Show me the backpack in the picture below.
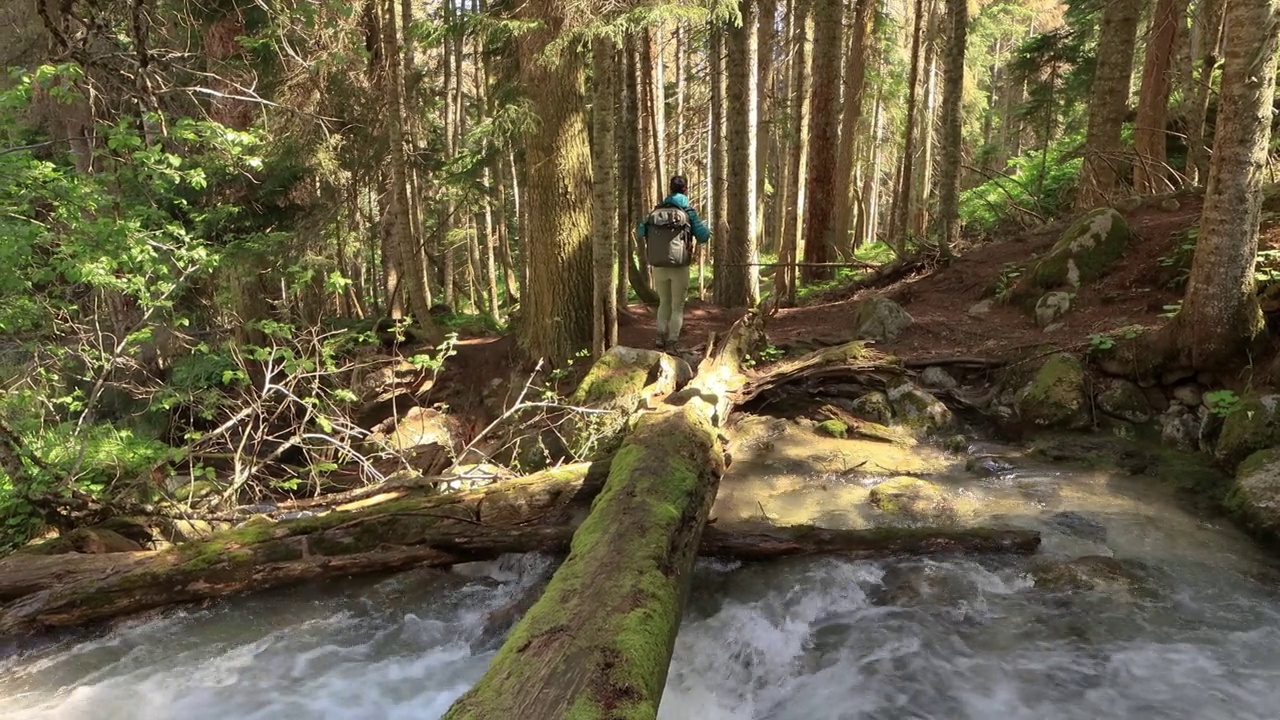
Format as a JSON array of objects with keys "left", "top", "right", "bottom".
[{"left": 643, "top": 202, "right": 694, "bottom": 268}]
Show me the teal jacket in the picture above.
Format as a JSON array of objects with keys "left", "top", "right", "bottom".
[{"left": 636, "top": 193, "right": 711, "bottom": 244}]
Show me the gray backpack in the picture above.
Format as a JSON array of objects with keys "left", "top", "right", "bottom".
[{"left": 643, "top": 202, "right": 694, "bottom": 267}]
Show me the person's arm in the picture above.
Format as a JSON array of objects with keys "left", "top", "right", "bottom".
[
  {"left": 636, "top": 218, "right": 647, "bottom": 238},
  {"left": 686, "top": 207, "right": 711, "bottom": 244}
]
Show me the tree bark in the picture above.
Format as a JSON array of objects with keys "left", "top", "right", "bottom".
[
  {"left": 591, "top": 39, "right": 621, "bottom": 356},
  {"left": 934, "top": 0, "right": 966, "bottom": 258},
  {"left": 721, "top": 0, "right": 762, "bottom": 308},
  {"left": 799, "top": 0, "right": 844, "bottom": 283},
  {"left": 757, "top": 0, "right": 780, "bottom": 251},
  {"left": 777, "top": 0, "right": 813, "bottom": 304},
  {"left": 711, "top": 21, "right": 731, "bottom": 294},
  {"left": 829, "top": 0, "right": 876, "bottom": 260},
  {"left": 890, "top": 0, "right": 926, "bottom": 253},
  {"left": 1163, "top": 0, "right": 1280, "bottom": 369},
  {"left": 1133, "top": 0, "right": 1189, "bottom": 195},
  {"left": 515, "top": 0, "right": 595, "bottom": 361},
  {"left": 1075, "top": 0, "right": 1142, "bottom": 209},
  {"left": 1186, "top": 0, "right": 1226, "bottom": 187}
]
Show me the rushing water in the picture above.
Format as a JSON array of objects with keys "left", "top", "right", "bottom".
[{"left": 6, "top": 436, "right": 1280, "bottom": 719}]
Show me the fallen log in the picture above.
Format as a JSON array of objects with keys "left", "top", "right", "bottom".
[{"left": 442, "top": 312, "right": 767, "bottom": 720}]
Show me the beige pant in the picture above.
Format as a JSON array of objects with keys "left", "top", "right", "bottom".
[{"left": 652, "top": 264, "right": 691, "bottom": 341}]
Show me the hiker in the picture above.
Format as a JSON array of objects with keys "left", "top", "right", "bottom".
[{"left": 636, "top": 175, "right": 711, "bottom": 352}]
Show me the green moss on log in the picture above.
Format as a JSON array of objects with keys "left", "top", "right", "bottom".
[{"left": 816, "top": 419, "right": 849, "bottom": 438}]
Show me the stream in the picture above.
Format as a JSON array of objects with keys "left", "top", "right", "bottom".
[{"left": 5, "top": 416, "right": 1280, "bottom": 719}]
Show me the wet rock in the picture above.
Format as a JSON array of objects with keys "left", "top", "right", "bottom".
[
  {"left": 887, "top": 381, "right": 955, "bottom": 435},
  {"left": 1096, "top": 378, "right": 1152, "bottom": 424},
  {"left": 965, "top": 455, "right": 1012, "bottom": 477},
  {"left": 1014, "top": 354, "right": 1091, "bottom": 430},
  {"left": 1045, "top": 511, "right": 1108, "bottom": 544},
  {"left": 920, "top": 366, "right": 958, "bottom": 390},
  {"left": 1216, "top": 395, "right": 1280, "bottom": 469},
  {"left": 1029, "top": 556, "right": 1152, "bottom": 599},
  {"left": 1160, "top": 405, "right": 1201, "bottom": 451},
  {"left": 968, "top": 300, "right": 993, "bottom": 317},
  {"left": 868, "top": 476, "right": 957, "bottom": 525},
  {"left": 851, "top": 391, "right": 895, "bottom": 424},
  {"left": 1172, "top": 384, "right": 1204, "bottom": 408},
  {"left": 850, "top": 296, "right": 915, "bottom": 343},
  {"left": 1018, "top": 208, "right": 1132, "bottom": 294},
  {"left": 1227, "top": 448, "right": 1280, "bottom": 537},
  {"left": 869, "top": 561, "right": 968, "bottom": 607},
  {"left": 1035, "top": 291, "right": 1073, "bottom": 328}
]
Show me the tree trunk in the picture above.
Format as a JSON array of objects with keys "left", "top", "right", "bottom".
[
  {"left": 720, "top": 1, "right": 761, "bottom": 308},
  {"left": 1075, "top": 0, "right": 1142, "bottom": 209},
  {"left": 515, "top": 0, "right": 595, "bottom": 362},
  {"left": 890, "top": 0, "right": 926, "bottom": 253},
  {"left": 1164, "top": 0, "right": 1280, "bottom": 369},
  {"left": 828, "top": 0, "right": 875, "bottom": 260},
  {"left": 711, "top": 22, "right": 731, "bottom": 294},
  {"left": 592, "top": 39, "right": 621, "bottom": 356},
  {"left": 757, "top": 0, "right": 779, "bottom": 252},
  {"left": 1186, "top": 0, "right": 1226, "bottom": 187},
  {"left": 798, "top": 0, "right": 844, "bottom": 283},
  {"left": 624, "top": 38, "right": 659, "bottom": 306},
  {"left": 1133, "top": 0, "right": 1189, "bottom": 195},
  {"left": 778, "top": 0, "right": 813, "bottom": 304},
  {"left": 675, "top": 24, "right": 687, "bottom": 173},
  {"left": 934, "top": 0, "right": 966, "bottom": 258},
  {"left": 910, "top": 0, "right": 941, "bottom": 239},
  {"left": 652, "top": 26, "right": 668, "bottom": 194}
]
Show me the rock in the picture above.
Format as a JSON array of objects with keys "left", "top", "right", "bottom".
[
  {"left": 850, "top": 297, "right": 914, "bottom": 343},
  {"left": 1029, "top": 556, "right": 1152, "bottom": 599},
  {"left": 1096, "top": 378, "right": 1151, "bottom": 424},
  {"left": 965, "top": 455, "right": 1012, "bottom": 477},
  {"left": 1117, "top": 197, "right": 1143, "bottom": 213},
  {"left": 1228, "top": 448, "right": 1280, "bottom": 537},
  {"left": 1035, "top": 291, "right": 1073, "bottom": 328},
  {"left": 942, "top": 434, "right": 969, "bottom": 453},
  {"left": 370, "top": 406, "right": 452, "bottom": 452},
  {"left": 816, "top": 419, "right": 849, "bottom": 439},
  {"left": 851, "top": 391, "right": 895, "bottom": 424},
  {"left": 968, "top": 300, "right": 993, "bottom": 317},
  {"left": 886, "top": 381, "right": 955, "bottom": 434},
  {"left": 1172, "top": 384, "right": 1204, "bottom": 408},
  {"left": 350, "top": 355, "right": 432, "bottom": 404},
  {"left": 1019, "top": 208, "right": 1132, "bottom": 294},
  {"left": 1043, "top": 322, "right": 1066, "bottom": 334},
  {"left": 1014, "top": 354, "right": 1091, "bottom": 430},
  {"left": 1161, "top": 368, "right": 1197, "bottom": 387},
  {"left": 1159, "top": 198, "right": 1181, "bottom": 212},
  {"left": 920, "top": 366, "right": 958, "bottom": 390},
  {"left": 1142, "top": 386, "right": 1170, "bottom": 414},
  {"left": 1160, "top": 405, "right": 1201, "bottom": 451},
  {"left": 868, "top": 477, "right": 957, "bottom": 525},
  {"left": 1045, "top": 511, "right": 1108, "bottom": 544},
  {"left": 1216, "top": 395, "right": 1280, "bottom": 469}
]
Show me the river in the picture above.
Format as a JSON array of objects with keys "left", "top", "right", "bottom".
[{"left": 4, "top": 419, "right": 1280, "bottom": 719}]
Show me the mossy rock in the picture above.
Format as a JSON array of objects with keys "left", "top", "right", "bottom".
[
  {"left": 1216, "top": 395, "right": 1280, "bottom": 470},
  {"left": 1096, "top": 378, "right": 1152, "bottom": 424},
  {"left": 868, "top": 476, "right": 957, "bottom": 525},
  {"left": 1226, "top": 447, "right": 1280, "bottom": 537},
  {"left": 816, "top": 419, "right": 849, "bottom": 439},
  {"left": 886, "top": 382, "right": 955, "bottom": 435},
  {"left": 851, "top": 391, "right": 894, "bottom": 424},
  {"left": 1017, "top": 208, "right": 1132, "bottom": 296},
  {"left": 1015, "top": 354, "right": 1090, "bottom": 430},
  {"left": 850, "top": 297, "right": 914, "bottom": 343}
]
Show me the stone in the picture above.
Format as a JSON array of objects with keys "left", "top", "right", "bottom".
[
  {"left": 968, "top": 300, "right": 993, "bottom": 317},
  {"left": 1014, "top": 354, "right": 1091, "bottom": 430},
  {"left": 1160, "top": 405, "right": 1201, "bottom": 451},
  {"left": 370, "top": 406, "right": 453, "bottom": 453},
  {"left": 1043, "top": 322, "right": 1066, "bottom": 334},
  {"left": 851, "top": 391, "right": 895, "bottom": 424},
  {"left": 920, "top": 366, "right": 958, "bottom": 390},
  {"left": 1159, "top": 198, "right": 1181, "bottom": 212},
  {"left": 1171, "top": 384, "right": 1204, "bottom": 408},
  {"left": 1096, "top": 378, "right": 1152, "bottom": 424},
  {"left": 887, "top": 381, "right": 955, "bottom": 435},
  {"left": 965, "top": 455, "right": 1012, "bottom": 477},
  {"left": 868, "top": 477, "right": 957, "bottom": 525},
  {"left": 1216, "top": 395, "right": 1280, "bottom": 470},
  {"left": 1035, "top": 291, "right": 1073, "bottom": 328},
  {"left": 850, "top": 297, "right": 915, "bottom": 343},
  {"left": 1228, "top": 448, "right": 1280, "bottom": 537},
  {"left": 1029, "top": 556, "right": 1152, "bottom": 600},
  {"left": 1020, "top": 208, "right": 1132, "bottom": 294},
  {"left": 1045, "top": 511, "right": 1108, "bottom": 544}
]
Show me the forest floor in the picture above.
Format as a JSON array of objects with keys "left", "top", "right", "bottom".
[{"left": 440, "top": 189, "right": 1280, "bottom": 427}]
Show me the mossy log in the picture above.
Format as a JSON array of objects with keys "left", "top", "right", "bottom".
[{"left": 442, "top": 313, "right": 768, "bottom": 720}]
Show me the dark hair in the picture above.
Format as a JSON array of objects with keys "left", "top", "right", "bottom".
[{"left": 669, "top": 175, "right": 687, "bottom": 195}]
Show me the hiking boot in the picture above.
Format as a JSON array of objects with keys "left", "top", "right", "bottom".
[{"left": 655, "top": 333, "right": 668, "bottom": 350}]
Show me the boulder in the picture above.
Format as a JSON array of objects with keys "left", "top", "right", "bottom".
[
  {"left": 887, "top": 381, "right": 955, "bottom": 435},
  {"left": 968, "top": 300, "right": 993, "bottom": 317},
  {"left": 1029, "top": 556, "right": 1152, "bottom": 600},
  {"left": 1228, "top": 448, "right": 1280, "bottom": 537},
  {"left": 1096, "top": 378, "right": 1151, "bottom": 424},
  {"left": 920, "top": 366, "right": 958, "bottom": 390},
  {"left": 1014, "top": 354, "right": 1091, "bottom": 430},
  {"left": 850, "top": 297, "right": 914, "bottom": 343},
  {"left": 1035, "top": 292, "right": 1073, "bottom": 328},
  {"left": 868, "top": 477, "right": 957, "bottom": 525},
  {"left": 1160, "top": 405, "right": 1202, "bottom": 451},
  {"left": 1172, "top": 384, "right": 1204, "bottom": 408},
  {"left": 851, "top": 391, "right": 894, "bottom": 424},
  {"left": 369, "top": 406, "right": 453, "bottom": 452},
  {"left": 1215, "top": 395, "right": 1280, "bottom": 469},
  {"left": 1017, "top": 208, "right": 1132, "bottom": 295}
]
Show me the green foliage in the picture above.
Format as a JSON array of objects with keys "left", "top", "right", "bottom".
[
  {"left": 1088, "top": 324, "right": 1145, "bottom": 351},
  {"left": 1205, "top": 390, "right": 1243, "bottom": 418},
  {"left": 960, "top": 139, "right": 1083, "bottom": 233}
]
